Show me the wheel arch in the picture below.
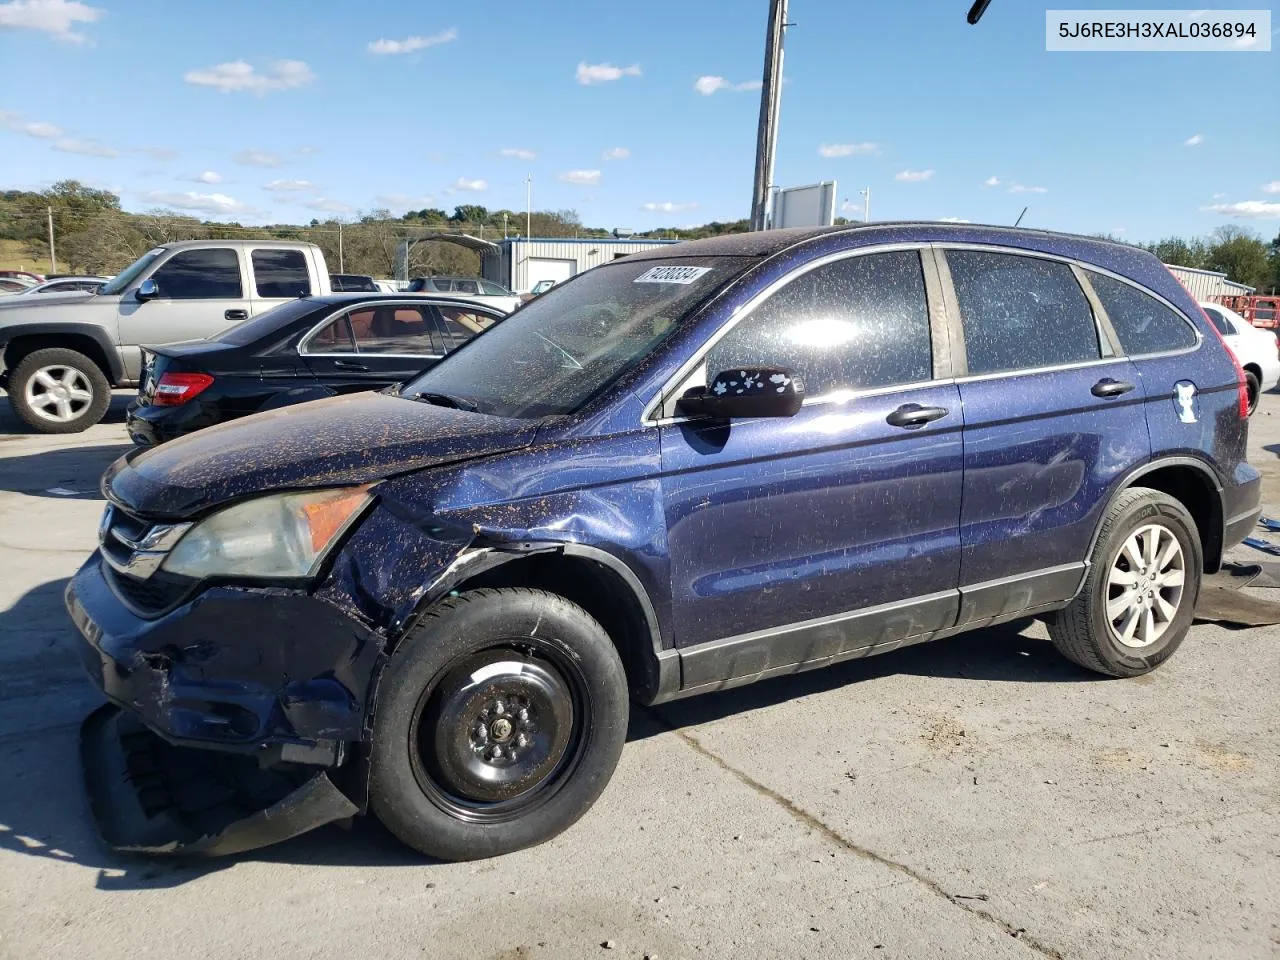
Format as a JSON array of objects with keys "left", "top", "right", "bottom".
[
  {"left": 1094, "top": 457, "right": 1224, "bottom": 574},
  {"left": 1, "top": 325, "right": 123, "bottom": 384}
]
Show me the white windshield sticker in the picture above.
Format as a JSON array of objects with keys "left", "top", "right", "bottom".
[{"left": 633, "top": 265, "right": 712, "bottom": 285}]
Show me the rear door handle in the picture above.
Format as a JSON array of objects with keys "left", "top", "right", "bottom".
[
  {"left": 224, "top": 309, "right": 248, "bottom": 322},
  {"left": 333, "top": 360, "right": 368, "bottom": 372},
  {"left": 886, "top": 403, "right": 949, "bottom": 428},
  {"left": 1091, "top": 378, "right": 1136, "bottom": 398}
]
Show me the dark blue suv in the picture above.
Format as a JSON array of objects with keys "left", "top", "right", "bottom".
[{"left": 66, "top": 223, "right": 1260, "bottom": 860}]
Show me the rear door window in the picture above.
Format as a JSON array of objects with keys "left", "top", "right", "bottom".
[
  {"left": 1087, "top": 272, "right": 1199, "bottom": 355},
  {"left": 349, "top": 305, "right": 441, "bottom": 355},
  {"left": 947, "top": 250, "right": 1100, "bottom": 375},
  {"left": 252, "top": 249, "right": 312, "bottom": 298},
  {"left": 704, "top": 250, "right": 933, "bottom": 397},
  {"left": 150, "top": 248, "right": 243, "bottom": 299},
  {"left": 1200, "top": 306, "right": 1233, "bottom": 336}
]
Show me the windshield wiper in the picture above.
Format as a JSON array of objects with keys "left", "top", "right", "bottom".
[{"left": 410, "top": 391, "right": 479, "bottom": 412}]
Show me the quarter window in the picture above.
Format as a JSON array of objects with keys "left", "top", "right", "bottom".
[
  {"left": 252, "top": 249, "right": 312, "bottom": 299},
  {"left": 437, "top": 305, "right": 498, "bottom": 352},
  {"left": 705, "top": 250, "right": 933, "bottom": 397},
  {"left": 1088, "top": 272, "right": 1199, "bottom": 354},
  {"left": 947, "top": 251, "right": 1100, "bottom": 375},
  {"left": 149, "top": 249, "right": 242, "bottom": 299}
]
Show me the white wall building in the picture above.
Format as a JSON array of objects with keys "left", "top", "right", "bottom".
[
  {"left": 1165, "top": 264, "right": 1255, "bottom": 301},
  {"left": 496, "top": 238, "right": 681, "bottom": 294}
]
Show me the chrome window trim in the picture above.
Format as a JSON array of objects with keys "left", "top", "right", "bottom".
[
  {"left": 298, "top": 299, "right": 499, "bottom": 358},
  {"left": 641, "top": 242, "right": 935, "bottom": 426}
]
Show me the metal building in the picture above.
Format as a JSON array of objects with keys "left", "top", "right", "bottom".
[
  {"left": 495, "top": 238, "right": 681, "bottom": 294},
  {"left": 1164, "top": 264, "right": 1256, "bottom": 301}
]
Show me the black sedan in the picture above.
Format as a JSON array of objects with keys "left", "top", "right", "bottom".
[{"left": 126, "top": 294, "right": 504, "bottom": 446}]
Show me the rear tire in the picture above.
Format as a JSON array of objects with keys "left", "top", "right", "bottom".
[
  {"left": 1046, "top": 487, "right": 1201, "bottom": 677},
  {"left": 369, "top": 588, "right": 628, "bottom": 861},
  {"left": 8, "top": 348, "right": 111, "bottom": 433},
  {"left": 1244, "top": 370, "right": 1260, "bottom": 416}
]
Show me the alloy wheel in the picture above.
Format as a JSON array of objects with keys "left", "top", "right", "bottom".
[
  {"left": 1105, "top": 523, "right": 1186, "bottom": 649},
  {"left": 24, "top": 365, "right": 95, "bottom": 423}
]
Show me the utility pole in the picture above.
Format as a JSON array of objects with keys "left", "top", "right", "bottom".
[
  {"left": 46, "top": 206, "right": 57, "bottom": 274},
  {"left": 525, "top": 175, "right": 532, "bottom": 240},
  {"left": 338, "top": 222, "right": 344, "bottom": 273},
  {"left": 750, "top": 0, "right": 788, "bottom": 231},
  {"left": 861, "top": 187, "right": 871, "bottom": 223}
]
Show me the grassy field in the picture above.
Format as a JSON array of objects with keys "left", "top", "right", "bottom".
[{"left": 0, "top": 240, "right": 54, "bottom": 275}]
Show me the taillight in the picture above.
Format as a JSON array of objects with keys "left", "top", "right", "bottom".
[{"left": 153, "top": 371, "right": 214, "bottom": 406}]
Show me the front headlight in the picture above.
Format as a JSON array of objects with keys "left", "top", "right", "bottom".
[{"left": 162, "top": 485, "right": 373, "bottom": 580}]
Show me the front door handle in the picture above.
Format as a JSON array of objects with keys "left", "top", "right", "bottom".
[
  {"left": 886, "top": 403, "right": 949, "bottom": 428},
  {"left": 1091, "top": 378, "right": 1136, "bottom": 398},
  {"left": 333, "top": 359, "right": 368, "bottom": 372},
  {"left": 224, "top": 309, "right": 248, "bottom": 322}
]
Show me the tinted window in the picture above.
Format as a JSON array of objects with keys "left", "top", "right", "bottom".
[
  {"left": 348, "top": 305, "right": 439, "bottom": 355},
  {"left": 437, "top": 304, "right": 498, "bottom": 351},
  {"left": 307, "top": 314, "right": 355, "bottom": 353},
  {"left": 151, "top": 249, "right": 242, "bottom": 299},
  {"left": 1201, "top": 306, "right": 1232, "bottom": 335},
  {"left": 253, "top": 249, "right": 311, "bottom": 298},
  {"left": 1087, "top": 272, "right": 1198, "bottom": 355},
  {"left": 948, "top": 251, "right": 1099, "bottom": 375},
  {"left": 705, "top": 250, "right": 932, "bottom": 397}
]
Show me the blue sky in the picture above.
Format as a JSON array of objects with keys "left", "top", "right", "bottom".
[{"left": 1, "top": 0, "right": 1276, "bottom": 241}]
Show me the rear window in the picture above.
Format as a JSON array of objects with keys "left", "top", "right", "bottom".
[
  {"left": 1087, "top": 272, "right": 1198, "bottom": 355},
  {"left": 947, "top": 250, "right": 1101, "bottom": 375},
  {"left": 253, "top": 249, "right": 312, "bottom": 299}
]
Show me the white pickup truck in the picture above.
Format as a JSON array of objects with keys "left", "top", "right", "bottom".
[{"left": 0, "top": 239, "right": 332, "bottom": 433}]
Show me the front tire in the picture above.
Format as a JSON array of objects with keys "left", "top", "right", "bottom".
[
  {"left": 8, "top": 348, "right": 111, "bottom": 433},
  {"left": 369, "top": 588, "right": 629, "bottom": 860},
  {"left": 1047, "top": 487, "right": 1201, "bottom": 677}
]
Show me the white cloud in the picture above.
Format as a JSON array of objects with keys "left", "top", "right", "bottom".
[
  {"left": 817, "top": 142, "right": 878, "bottom": 158},
  {"left": 938, "top": 217, "right": 970, "bottom": 223},
  {"left": 1009, "top": 184, "right": 1048, "bottom": 194},
  {"left": 295, "top": 145, "right": 319, "bottom": 156},
  {"left": 602, "top": 147, "right": 630, "bottom": 160},
  {"left": 263, "top": 179, "right": 318, "bottom": 192},
  {"left": 14, "top": 119, "right": 62, "bottom": 138},
  {"left": 141, "top": 190, "right": 254, "bottom": 215},
  {"left": 895, "top": 169, "right": 934, "bottom": 182},
  {"left": 53, "top": 137, "right": 116, "bottom": 157},
  {"left": 0, "top": 0, "right": 102, "bottom": 43},
  {"left": 184, "top": 59, "right": 315, "bottom": 95},
  {"left": 499, "top": 147, "right": 537, "bottom": 160},
  {"left": 453, "top": 177, "right": 487, "bottom": 192},
  {"left": 367, "top": 27, "right": 457, "bottom": 55},
  {"left": 576, "top": 61, "right": 641, "bottom": 85},
  {"left": 135, "top": 146, "right": 177, "bottom": 160},
  {"left": 1202, "top": 200, "right": 1280, "bottom": 220},
  {"left": 1212, "top": 192, "right": 1227, "bottom": 199},
  {"left": 234, "top": 149, "right": 283, "bottom": 167},
  {"left": 375, "top": 193, "right": 433, "bottom": 209},
  {"left": 1184, "top": 133, "right": 1204, "bottom": 147},
  {"left": 301, "top": 198, "right": 354, "bottom": 214},
  {"left": 642, "top": 201, "right": 699, "bottom": 213},
  {"left": 183, "top": 170, "right": 223, "bottom": 184},
  {"left": 559, "top": 169, "right": 601, "bottom": 186},
  {"left": 984, "top": 176, "right": 1002, "bottom": 187},
  {"left": 693, "top": 75, "right": 759, "bottom": 95},
  {"left": 1263, "top": 181, "right": 1280, "bottom": 194}
]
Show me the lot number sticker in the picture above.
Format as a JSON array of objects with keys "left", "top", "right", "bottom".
[{"left": 633, "top": 266, "right": 712, "bottom": 284}]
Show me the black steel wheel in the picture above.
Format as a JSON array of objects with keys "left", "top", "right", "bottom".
[{"left": 370, "top": 588, "right": 628, "bottom": 860}]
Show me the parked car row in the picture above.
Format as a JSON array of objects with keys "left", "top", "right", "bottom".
[{"left": 61, "top": 222, "right": 1262, "bottom": 863}]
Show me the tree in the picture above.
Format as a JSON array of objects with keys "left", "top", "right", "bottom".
[
  {"left": 450, "top": 204, "right": 488, "bottom": 224},
  {"left": 1148, "top": 237, "right": 1209, "bottom": 269},
  {"left": 1205, "top": 225, "right": 1271, "bottom": 290}
]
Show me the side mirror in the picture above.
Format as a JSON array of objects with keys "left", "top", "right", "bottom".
[
  {"left": 135, "top": 279, "right": 158, "bottom": 301},
  {"left": 676, "top": 366, "right": 804, "bottom": 420}
]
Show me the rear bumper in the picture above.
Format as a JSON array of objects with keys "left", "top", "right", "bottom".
[
  {"left": 1223, "top": 462, "right": 1263, "bottom": 551},
  {"left": 125, "top": 399, "right": 214, "bottom": 446}
]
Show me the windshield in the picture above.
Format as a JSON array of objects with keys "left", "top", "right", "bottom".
[
  {"left": 402, "top": 256, "right": 748, "bottom": 418},
  {"left": 213, "top": 297, "right": 323, "bottom": 344},
  {"left": 99, "top": 248, "right": 165, "bottom": 295}
]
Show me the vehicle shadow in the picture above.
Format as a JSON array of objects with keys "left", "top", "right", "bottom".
[
  {"left": 0, "top": 612, "right": 1096, "bottom": 888},
  {"left": 0, "top": 442, "right": 131, "bottom": 499}
]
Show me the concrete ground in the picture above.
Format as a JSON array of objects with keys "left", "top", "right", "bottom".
[{"left": 0, "top": 390, "right": 1277, "bottom": 960}]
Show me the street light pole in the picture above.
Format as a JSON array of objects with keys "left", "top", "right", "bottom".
[
  {"left": 526, "top": 175, "right": 532, "bottom": 240},
  {"left": 47, "top": 206, "right": 57, "bottom": 274},
  {"left": 749, "top": 0, "right": 788, "bottom": 231},
  {"left": 861, "top": 187, "right": 870, "bottom": 223}
]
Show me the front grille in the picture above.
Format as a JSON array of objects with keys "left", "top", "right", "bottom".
[{"left": 105, "top": 566, "right": 196, "bottom": 616}]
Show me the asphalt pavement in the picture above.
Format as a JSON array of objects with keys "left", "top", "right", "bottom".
[{"left": 0, "top": 389, "right": 1277, "bottom": 960}]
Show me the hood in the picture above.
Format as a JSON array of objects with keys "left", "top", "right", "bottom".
[
  {"left": 104, "top": 392, "right": 541, "bottom": 518},
  {"left": 0, "top": 291, "right": 118, "bottom": 321},
  {"left": 10, "top": 290, "right": 97, "bottom": 304}
]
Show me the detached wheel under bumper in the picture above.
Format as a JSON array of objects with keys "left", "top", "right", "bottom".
[
  {"left": 370, "top": 588, "right": 629, "bottom": 861},
  {"left": 80, "top": 704, "right": 358, "bottom": 857}
]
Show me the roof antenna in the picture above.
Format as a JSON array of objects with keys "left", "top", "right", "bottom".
[
  {"left": 967, "top": 0, "right": 992, "bottom": 24},
  {"left": 1014, "top": 206, "right": 1028, "bottom": 227}
]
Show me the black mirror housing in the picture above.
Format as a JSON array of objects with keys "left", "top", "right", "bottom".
[{"left": 677, "top": 366, "right": 804, "bottom": 420}]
